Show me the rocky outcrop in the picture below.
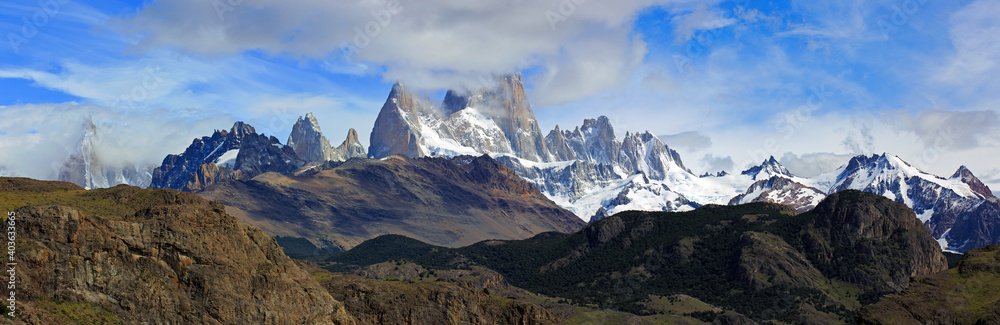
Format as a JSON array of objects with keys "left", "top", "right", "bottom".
[
  {"left": 333, "top": 191, "right": 946, "bottom": 323},
  {"left": 367, "top": 75, "right": 552, "bottom": 162},
  {"left": 150, "top": 122, "right": 256, "bottom": 190},
  {"left": 471, "top": 74, "right": 552, "bottom": 162},
  {"left": 230, "top": 132, "right": 304, "bottom": 177},
  {"left": 740, "top": 156, "right": 792, "bottom": 180},
  {"left": 6, "top": 181, "right": 355, "bottom": 324},
  {"left": 617, "top": 131, "right": 687, "bottom": 180},
  {"left": 802, "top": 190, "right": 949, "bottom": 292},
  {"left": 544, "top": 125, "right": 576, "bottom": 161},
  {"left": 576, "top": 116, "right": 619, "bottom": 165},
  {"left": 288, "top": 114, "right": 366, "bottom": 163},
  {"left": 945, "top": 198, "right": 1000, "bottom": 251},
  {"left": 303, "top": 262, "right": 561, "bottom": 325},
  {"left": 441, "top": 89, "right": 470, "bottom": 116},
  {"left": 183, "top": 162, "right": 243, "bottom": 192},
  {"left": 823, "top": 154, "right": 993, "bottom": 251},
  {"left": 729, "top": 175, "right": 826, "bottom": 213},
  {"left": 737, "top": 231, "right": 824, "bottom": 290},
  {"left": 288, "top": 112, "right": 339, "bottom": 162}
]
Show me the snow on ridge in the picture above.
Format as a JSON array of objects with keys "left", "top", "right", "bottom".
[{"left": 215, "top": 149, "right": 240, "bottom": 168}]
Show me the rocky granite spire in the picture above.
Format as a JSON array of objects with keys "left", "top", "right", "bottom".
[
  {"left": 336, "top": 128, "right": 366, "bottom": 159},
  {"left": 287, "top": 112, "right": 340, "bottom": 162},
  {"left": 544, "top": 125, "right": 577, "bottom": 161},
  {"left": 368, "top": 82, "right": 428, "bottom": 159}
]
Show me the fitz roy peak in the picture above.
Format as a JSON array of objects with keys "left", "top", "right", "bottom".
[
  {"left": 367, "top": 74, "right": 725, "bottom": 220},
  {"left": 369, "top": 74, "right": 552, "bottom": 161}
]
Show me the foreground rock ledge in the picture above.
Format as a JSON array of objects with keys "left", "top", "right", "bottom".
[{"left": 7, "top": 185, "right": 355, "bottom": 324}]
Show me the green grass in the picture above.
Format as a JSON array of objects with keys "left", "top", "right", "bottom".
[
  {"left": 0, "top": 182, "right": 211, "bottom": 221},
  {"left": 33, "top": 297, "right": 123, "bottom": 325}
]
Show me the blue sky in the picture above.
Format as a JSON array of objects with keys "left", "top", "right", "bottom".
[{"left": 1, "top": 0, "right": 998, "bottom": 191}]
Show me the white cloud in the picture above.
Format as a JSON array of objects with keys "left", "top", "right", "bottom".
[
  {"left": 669, "top": 2, "right": 739, "bottom": 42},
  {"left": 0, "top": 102, "right": 232, "bottom": 179},
  {"left": 888, "top": 109, "right": 1000, "bottom": 150},
  {"left": 699, "top": 153, "right": 734, "bottom": 175},
  {"left": 111, "top": 0, "right": 700, "bottom": 105},
  {"left": 937, "top": 0, "right": 1000, "bottom": 86},
  {"left": 660, "top": 131, "right": 712, "bottom": 151},
  {"left": 779, "top": 152, "right": 854, "bottom": 178}
]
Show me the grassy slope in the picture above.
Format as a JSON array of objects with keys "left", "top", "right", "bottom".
[
  {"left": 1, "top": 179, "right": 208, "bottom": 221},
  {"left": 857, "top": 245, "right": 1000, "bottom": 324}
]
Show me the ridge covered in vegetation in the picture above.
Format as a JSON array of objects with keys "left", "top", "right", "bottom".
[{"left": 324, "top": 190, "right": 947, "bottom": 323}]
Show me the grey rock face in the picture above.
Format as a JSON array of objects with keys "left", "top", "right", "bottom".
[
  {"left": 368, "top": 82, "right": 429, "bottom": 159},
  {"left": 470, "top": 74, "right": 552, "bottom": 162},
  {"left": 12, "top": 187, "right": 356, "bottom": 324},
  {"left": 288, "top": 112, "right": 340, "bottom": 162}
]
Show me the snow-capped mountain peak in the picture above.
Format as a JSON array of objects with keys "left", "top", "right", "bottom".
[
  {"left": 950, "top": 165, "right": 995, "bottom": 199},
  {"left": 740, "top": 156, "right": 793, "bottom": 180}
]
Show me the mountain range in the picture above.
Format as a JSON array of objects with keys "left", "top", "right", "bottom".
[
  {"left": 32, "top": 73, "right": 997, "bottom": 253},
  {"left": 361, "top": 74, "right": 997, "bottom": 253}
]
